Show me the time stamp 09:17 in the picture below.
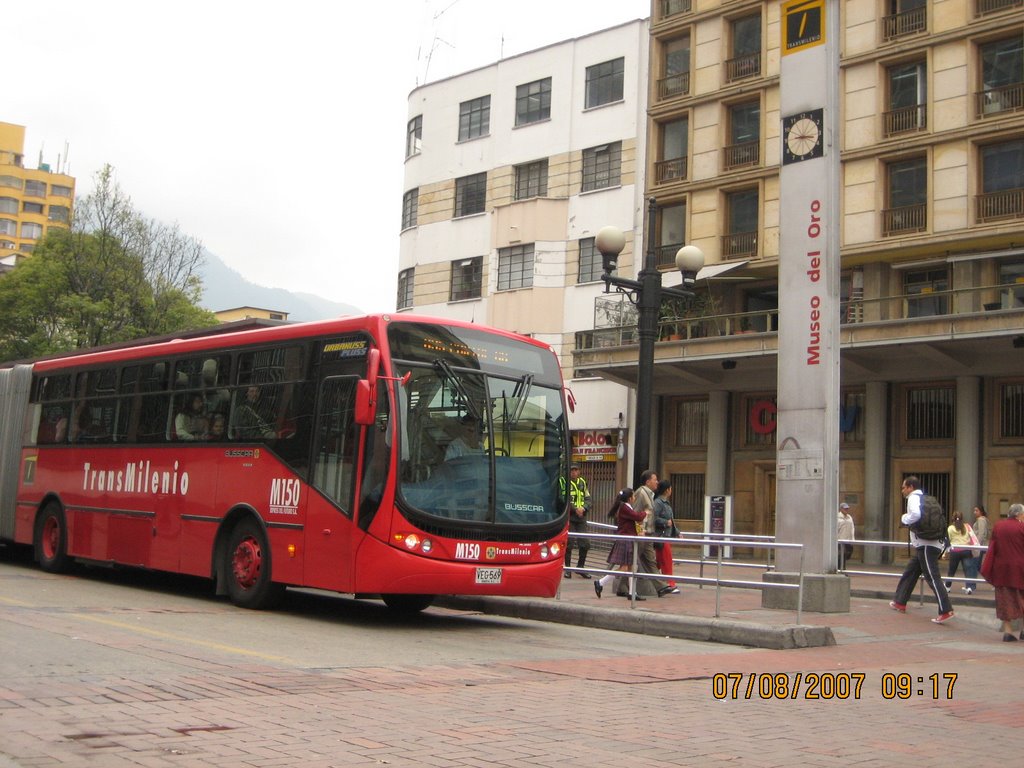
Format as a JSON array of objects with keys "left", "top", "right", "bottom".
[{"left": 712, "top": 672, "right": 958, "bottom": 700}]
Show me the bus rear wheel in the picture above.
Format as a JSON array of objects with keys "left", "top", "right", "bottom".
[
  {"left": 34, "top": 503, "right": 70, "bottom": 573},
  {"left": 381, "top": 594, "right": 434, "bottom": 613},
  {"left": 225, "top": 519, "right": 284, "bottom": 610}
]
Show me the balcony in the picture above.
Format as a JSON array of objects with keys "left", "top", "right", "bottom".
[
  {"left": 977, "top": 188, "right": 1024, "bottom": 222},
  {"left": 723, "top": 141, "right": 760, "bottom": 170},
  {"left": 976, "top": 0, "right": 1023, "bottom": 16},
  {"left": 722, "top": 231, "right": 757, "bottom": 259},
  {"left": 976, "top": 84, "right": 1024, "bottom": 118},
  {"left": 573, "top": 283, "right": 1024, "bottom": 393},
  {"left": 725, "top": 53, "right": 761, "bottom": 83},
  {"left": 883, "top": 104, "right": 927, "bottom": 137},
  {"left": 658, "top": 71, "right": 690, "bottom": 100},
  {"left": 882, "top": 6, "right": 926, "bottom": 41},
  {"left": 655, "top": 156, "right": 688, "bottom": 183},
  {"left": 659, "top": 0, "right": 692, "bottom": 21},
  {"left": 882, "top": 204, "right": 926, "bottom": 236}
]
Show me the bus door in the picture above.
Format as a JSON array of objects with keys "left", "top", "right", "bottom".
[{"left": 304, "top": 375, "right": 362, "bottom": 591}]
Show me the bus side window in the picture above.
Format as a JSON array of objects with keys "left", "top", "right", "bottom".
[{"left": 312, "top": 377, "right": 358, "bottom": 514}]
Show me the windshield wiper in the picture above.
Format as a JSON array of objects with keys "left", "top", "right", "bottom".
[
  {"left": 509, "top": 373, "right": 534, "bottom": 425},
  {"left": 433, "top": 360, "right": 483, "bottom": 421}
]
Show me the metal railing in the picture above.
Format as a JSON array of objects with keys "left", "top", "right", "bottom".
[
  {"left": 575, "top": 281, "right": 1024, "bottom": 352},
  {"left": 565, "top": 527, "right": 806, "bottom": 623}
]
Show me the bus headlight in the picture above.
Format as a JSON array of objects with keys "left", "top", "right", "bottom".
[
  {"left": 548, "top": 542, "right": 561, "bottom": 557},
  {"left": 420, "top": 538, "right": 432, "bottom": 553},
  {"left": 403, "top": 534, "right": 420, "bottom": 549}
]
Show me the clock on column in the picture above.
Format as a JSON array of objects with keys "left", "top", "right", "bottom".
[{"left": 782, "top": 108, "right": 824, "bottom": 165}]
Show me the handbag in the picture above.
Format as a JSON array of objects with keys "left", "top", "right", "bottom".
[{"left": 967, "top": 525, "right": 980, "bottom": 558}]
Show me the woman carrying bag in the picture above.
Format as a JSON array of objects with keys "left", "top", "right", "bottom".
[{"left": 945, "top": 511, "right": 979, "bottom": 594}]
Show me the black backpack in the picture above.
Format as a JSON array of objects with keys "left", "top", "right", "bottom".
[{"left": 911, "top": 494, "right": 947, "bottom": 540}]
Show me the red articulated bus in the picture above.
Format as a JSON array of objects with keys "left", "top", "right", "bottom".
[{"left": 0, "top": 314, "right": 570, "bottom": 612}]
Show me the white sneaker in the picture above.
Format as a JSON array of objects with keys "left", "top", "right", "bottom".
[
  {"left": 965, "top": 587, "right": 974, "bottom": 595},
  {"left": 961, "top": 586, "right": 969, "bottom": 593}
]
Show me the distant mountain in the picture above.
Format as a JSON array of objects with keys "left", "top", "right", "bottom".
[{"left": 199, "top": 250, "right": 362, "bottom": 322}]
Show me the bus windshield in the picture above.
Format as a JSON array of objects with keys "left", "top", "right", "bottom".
[{"left": 388, "top": 323, "right": 567, "bottom": 535}]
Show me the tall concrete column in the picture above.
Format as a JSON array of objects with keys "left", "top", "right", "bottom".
[
  {"left": 955, "top": 377, "right": 980, "bottom": 517},
  {"left": 706, "top": 390, "right": 729, "bottom": 496},
  {"left": 863, "top": 381, "right": 888, "bottom": 565}
]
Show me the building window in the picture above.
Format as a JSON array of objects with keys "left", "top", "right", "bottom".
[
  {"left": 978, "top": 140, "right": 1024, "bottom": 222},
  {"left": 406, "top": 115, "right": 422, "bottom": 158},
  {"left": 497, "top": 244, "right": 534, "bottom": 290},
  {"left": 578, "top": 237, "right": 602, "bottom": 283},
  {"left": 514, "top": 160, "right": 548, "bottom": 200},
  {"left": 459, "top": 95, "right": 490, "bottom": 141},
  {"left": 724, "top": 189, "right": 758, "bottom": 258},
  {"left": 585, "top": 57, "right": 624, "bottom": 108},
  {"left": 24, "top": 180, "right": 47, "bottom": 198},
  {"left": 0, "top": 197, "right": 18, "bottom": 214},
  {"left": 659, "top": 34, "right": 690, "bottom": 99},
  {"left": 21, "top": 222, "right": 43, "bottom": 239},
  {"left": 397, "top": 268, "right": 414, "bottom": 310},
  {"left": 904, "top": 267, "right": 948, "bottom": 317},
  {"left": 671, "top": 472, "right": 706, "bottom": 521},
  {"left": 741, "top": 393, "right": 777, "bottom": 447},
  {"left": 23, "top": 201, "right": 44, "bottom": 214},
  {"left": 885, "top": 60, "right": 927, "bottom": 136},
  {"left": 50, "top": 184, "right": 72, "bottom": 197},
  {"left": 904, "top": 385, "right": 954, "bottom": 441},
  {"left": 401, "top": 188, "right": 418, "bottom": 230},
  {"left": 656, "top": 117, "right": 689, "bottom": 183},
  {"left": 884, "top": 157, "right": 927, "bottom": 235},
  {"left": 0, "top": 219, "right": 16, "bottom": 236},
  {"left": 657, "top": 203, "right": 686, "bottom": 268},
  {"left": 516, "top": 77, "right": 552, "bottom": 126},
  {"left": 450, "top": 256, "right": 483, "bottom": 301},
  {"left": 979, "top": 36, "right": 1024, "bottom": 116},
  {"left": 725, "top": 101, "right": 760, "bottom": 170},
  {"left": 47, "top": 205, "right": 70, "bottom": 223},
  {"left": 670, "top": 397, "right": 708, "bottom": 447},
  {"left": 727, "top": 14, "right": 761, "bottom": 82},
  {"left": 454, "top": 173, "right": 487, "bottom": 217},
  {"left": 582, "top": 142, "right": 622, "bottom": 192},
  {"left": 998, "top": 259, "right": 1024, "bottom": 308},
  {"left": 0, "top": 176, "right": 22, "bottom": 190},
  {"left": 840, "top": 390, "right": 866, "bottom": 444},
  {"left": 882, "top": 0, "right": 927, "bottom": 41},
  {"left": 997, "top": 379, "right": 1024, "bottom": 440}
]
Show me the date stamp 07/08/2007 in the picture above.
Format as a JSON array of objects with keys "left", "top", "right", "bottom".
[{"left": 711, "top": 672, "right": 958, "bottom": 701}]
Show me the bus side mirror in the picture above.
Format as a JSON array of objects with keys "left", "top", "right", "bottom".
[
  {"left": 354, "top": 380, "right": 374, "bottom": 426},
  {"left": 355, "top": 349, "right": 381, "bottom": 426}
]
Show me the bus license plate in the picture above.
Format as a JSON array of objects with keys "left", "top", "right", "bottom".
[{"left": 475, "top": 567, "right": 503, "bottom": 585}]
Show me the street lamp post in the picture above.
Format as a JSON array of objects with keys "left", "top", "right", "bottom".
[{"left": 596, "top": 198, "right": 704, "bottom": 487}]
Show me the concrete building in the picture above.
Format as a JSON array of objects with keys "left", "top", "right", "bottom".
[
  {"left": 214, "top": 306, "right": 289, "bottom": 323},
  {"left": 0, "top": 122, "right": 75, "bottom": 262},
  {"left": 573, "top": 0, "right": 1024, "bottom": 558},
  {"left": 399, "top": 19, "right": 650, "bottom": 511}
]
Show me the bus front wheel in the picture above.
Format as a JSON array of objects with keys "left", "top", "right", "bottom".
[
  {"left": 381, "top": 594, "right": 434, "bottom": 613},
  {"left": 225, "top": 519, "right": 284, "bottom": 610},
  {"left": 34, "top": 503, "right": 70, "bottom": 573}
]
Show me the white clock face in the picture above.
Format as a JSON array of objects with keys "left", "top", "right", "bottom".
[{"left": 787, "top": 117, "right": 820, "bottom": 157}]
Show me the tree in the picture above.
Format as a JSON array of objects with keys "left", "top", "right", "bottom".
[{"left": 0, "top": 165, "right": 217, "bottom": 362}]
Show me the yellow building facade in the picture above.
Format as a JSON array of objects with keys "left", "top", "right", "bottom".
[
  {"left": 574, "top": 0, "right": 1024, "bottom": 559},
  {"left": 0, "top": 121, "right": 75, "bottom": 262}
]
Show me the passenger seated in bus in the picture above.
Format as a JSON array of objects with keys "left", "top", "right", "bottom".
[
  {"left": 230, "top": 385, "right": 276, "bottom": 440},
  {"left": 175, "top": 394, "right": 209, "bottom": 441},
  {"left": 445, "top": 415, "right": 483, "bottom": 460}
]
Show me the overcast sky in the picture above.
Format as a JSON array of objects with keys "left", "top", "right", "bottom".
[{"left": 6, "top": 0, "right": 649, "bottom": 313}]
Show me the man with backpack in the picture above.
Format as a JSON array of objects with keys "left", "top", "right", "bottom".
[{"left": 890, "top": 476, "right": 955, "bottom": 623}]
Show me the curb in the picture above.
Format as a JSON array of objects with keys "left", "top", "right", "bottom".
[{"left": 436, "top": 595, "right": 836, "bottom": 650}]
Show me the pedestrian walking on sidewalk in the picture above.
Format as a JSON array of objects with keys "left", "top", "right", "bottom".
[
  {"left": 945, "top": 511, "right": 978, "bottom": 594},
  {"left": 971, "top": 505, "right": 991, "bottom": 577},
  {"left": 890, "top": 476, "right": 954, "bottom": 623},
  {"left": 837, "top": 503, "right": 855, "bottom": 569},
  {"left": 594, "top": 488, "right": 646, "bottom": 600},
  {"left": 653, "top": 480, "right": 679, "bottom": 589},
  {"left": 979, "top": 502, "right": 1024, "bottom": 642}
]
